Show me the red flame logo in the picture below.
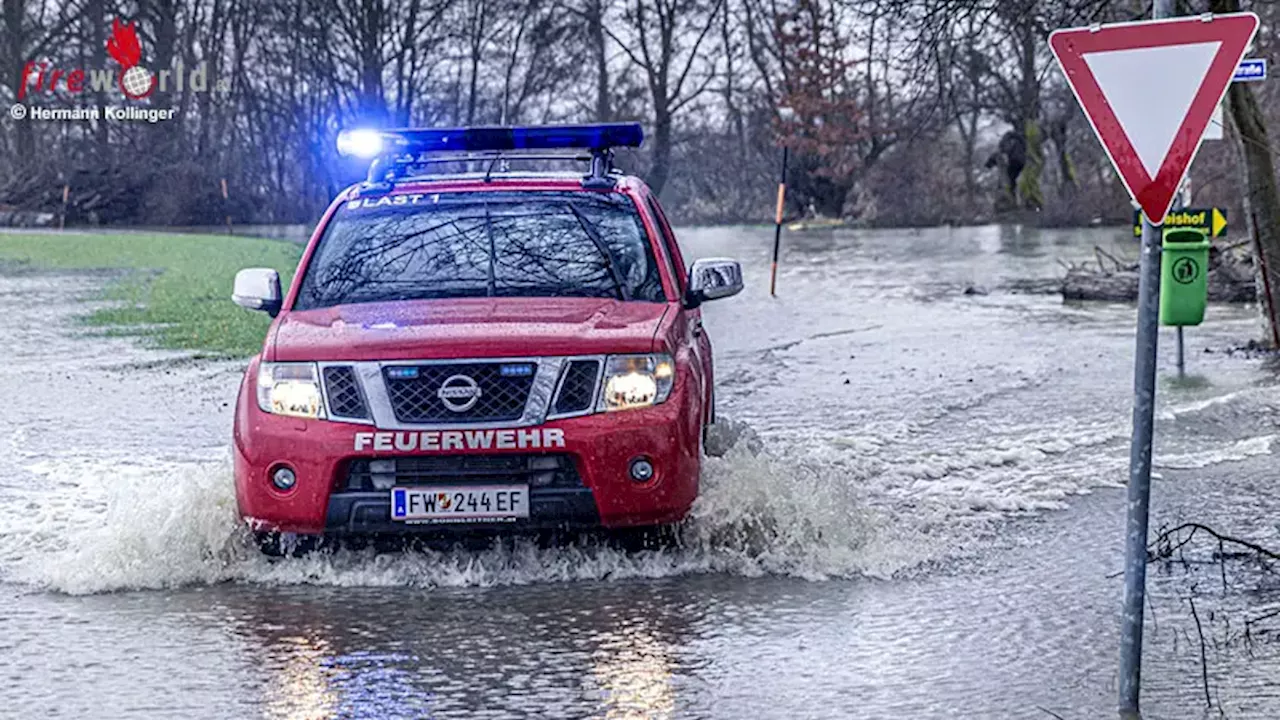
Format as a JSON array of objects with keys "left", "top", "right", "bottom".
[{"left": 106, "top": 19, "right": 142, "bottom": 69}]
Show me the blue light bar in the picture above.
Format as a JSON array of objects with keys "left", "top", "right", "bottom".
[
  {"left": 499, "top": 363, "right": 536, "bottom": 377},
  {"left": 381, "top": 123, "right": 643, "bottom": 154},
  {"left": 337, "top": 128, "right": 386, "bottom": 158}
]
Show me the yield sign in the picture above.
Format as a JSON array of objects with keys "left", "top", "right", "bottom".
[{"left": 1050, "top": 14, "right": 1259, "bottom": 223}]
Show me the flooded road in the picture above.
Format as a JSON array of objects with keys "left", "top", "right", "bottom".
[{"left": 2, "top": 225, "right": 1279, "bottom": 718}]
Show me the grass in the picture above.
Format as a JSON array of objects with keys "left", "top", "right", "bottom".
[{"left": 0, "top": 231, "right": 303, "bottom": 357}]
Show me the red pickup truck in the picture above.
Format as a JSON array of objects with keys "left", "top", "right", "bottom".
[{"left": 231, "top": 124, "right": 743, "bottom": 554}]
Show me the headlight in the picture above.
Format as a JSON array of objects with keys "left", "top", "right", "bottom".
[
  {"left": 257, "top": 362, "right": 326, "bottom": 419},
  {"left": 599, "top": 354, "right": 675, "bottom": 411}
]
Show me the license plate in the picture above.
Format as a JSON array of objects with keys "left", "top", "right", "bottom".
[{"left": 390, "top": 485, "right": 529, "bottom": 524}]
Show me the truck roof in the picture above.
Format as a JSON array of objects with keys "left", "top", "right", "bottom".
[{"left": 339, "top": 173, "right": 651, "bottom": 201}]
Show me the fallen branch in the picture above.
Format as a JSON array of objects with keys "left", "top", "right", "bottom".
[
  {"left": 1151, "top": 523, "right": 1280, "bottom": 564},
  {"left": 1094, "top": 244, "right": 1130, "bottom": 273},
  {"left": 1247, "top": 607, "right": 1280, "bottom": 626},
  {"left": 1062, "top": 247, "right": 1256, "bottom": 302},
  {"left": 1108, "top": 521, "right": 1280, "bottom": 579},
  {"left": 1189, "top": 594, "right": 1212, "bottom": 708}
]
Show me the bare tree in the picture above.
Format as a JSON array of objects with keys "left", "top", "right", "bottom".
[
  {"left": 1, "top": 0, "right": 86, "bottom": 168},
  {"left": 3, "top": 0, "right": 1262, "bottom": 234},
  {"left": 606, "top": 0, "right": 724, "bottom": 196}
]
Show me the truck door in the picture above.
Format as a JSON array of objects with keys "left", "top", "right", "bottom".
[{"left": 643, "top": 194, "right": 715, "bottom": 426}]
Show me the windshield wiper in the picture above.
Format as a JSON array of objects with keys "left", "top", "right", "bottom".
[{"left": 566, "top": 201, "right": 629, "bottom": 301}]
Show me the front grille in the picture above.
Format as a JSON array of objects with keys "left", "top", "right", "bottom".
[
  {"left": 552, "top": 360, "right": 600, "bottom": 415},
  {"left": 323, "top": 366, "right": 369, "bottom": 419},
  {"left": 384, "top": 363, "right": 535, "bottom": 423},
  {"left": 342, "top": 454, "right": 582, "bottom": 491}
]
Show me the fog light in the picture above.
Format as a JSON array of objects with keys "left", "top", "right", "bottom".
[
  {"left": 529, "top": 456, "right": 561, "bottom": 471},
  {"left": 629, "top": 457, "right": 655, "bottom": 483},
  {"left": 271, "top": 466, "right": 297, "bottom": 491},
  {"left": 369, "top": 459, "right": 396, "bottom": 490}
]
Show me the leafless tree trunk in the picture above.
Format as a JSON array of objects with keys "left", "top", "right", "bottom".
[
  {"left": 1226, "top": 79, "right": 1280, "bottom": 345},
  {"left": 1212, "top": 0, "right": 1280, "bottom": 346},
  {"left": 608, "top": 0, "right": 723, "bottom": 196},
  {"left": 2, "top": 0, "right": 32, "bottom": 167},
  {"left": 84, "top": 0, "right": 111, "bottom": 156},
  {"left": 462, "top": 0, "right": 487, "bottom": 125},
  {"left": 584, "top": 0, "right": 610, "bottom": 121},
  {"left": 2, "top": 0, "right": 80, "bottom": 169}
]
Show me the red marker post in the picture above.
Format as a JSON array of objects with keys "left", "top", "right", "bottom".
[
  {"left": 769, "top": 147, "right": 788, "bottom": 297},
  {"left": 221, "top": 178, "right": 233, "bottom": 235}
]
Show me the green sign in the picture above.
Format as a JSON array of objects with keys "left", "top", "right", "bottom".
[{"left": 1133, "top": 207, "right": 1227, "bottom": 238}]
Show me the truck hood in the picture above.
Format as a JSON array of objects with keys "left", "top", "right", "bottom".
[{"left": 269, "top": 297, "right": 670, "bottom": 361}]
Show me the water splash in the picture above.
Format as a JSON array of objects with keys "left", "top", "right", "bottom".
[
  {"left": 0, "top": 419, "right": 934, "bottom": 596},
  {"left": 1156, "top": 434, "right": 1276, "bottom": 470}
]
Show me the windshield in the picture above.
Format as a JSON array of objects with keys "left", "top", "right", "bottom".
[{"left": 294, "top": 191, "right": 666, "bottom": 310}]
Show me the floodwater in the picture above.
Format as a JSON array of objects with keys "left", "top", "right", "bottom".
[{"left": 2, "top": 224, "right": 1278, "bottom": 719}]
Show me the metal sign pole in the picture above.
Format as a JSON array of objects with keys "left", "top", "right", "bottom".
[
  {"left": 1175, "top": 177, "right": 1190, "bottom": 378},
  {"left": 1119, "top": 218, "right": 1164, "bottom": 717},
  {"left": 1176, "top": 327, "right": 1185, "bottom": 376},
  {"left": 1118, "top": 4, "right": 1173, "bottom": 712}
]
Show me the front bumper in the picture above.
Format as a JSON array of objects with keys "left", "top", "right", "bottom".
[
  {"left": 233, "top": 363, "right": 702, "bottom": 535},
  {"left": 323, "top": 488, "right": 601, "bottom": 534}
]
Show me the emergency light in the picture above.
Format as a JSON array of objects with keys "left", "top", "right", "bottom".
[
  {"left": 336, "top": 128, "right": 386, "bottom": 158},
  {"left": 336, "top": 123, "right": 644, "bottom": 158},
  {"left": 338, "top": 122, "right": 645, "bottom": 189}
]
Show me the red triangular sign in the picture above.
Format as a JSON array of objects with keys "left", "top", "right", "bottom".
[{"left": 1050, "top": 13, "right": 1258, "bottom": 224}]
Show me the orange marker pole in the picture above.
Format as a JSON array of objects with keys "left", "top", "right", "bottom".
[
  {"left": 769, "top": 146, "right": 789, "bottom": 297},
  {"left": 60, "top": 184, "right": 69, "bottom": 230},
  {"left": 221, "top": 178, "right": 233, "bottom": 235}
]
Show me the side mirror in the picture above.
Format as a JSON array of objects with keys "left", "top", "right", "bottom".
[
  {"left": 233, "top": 268, "right": 282, "bottom": 317},
  {"left": 686, "top": 258, "right": 743, "bottom": 308}
]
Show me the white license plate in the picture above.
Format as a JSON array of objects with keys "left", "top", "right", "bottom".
[{"left": 390, "top": 485, "right": 529, "bottom": 524}]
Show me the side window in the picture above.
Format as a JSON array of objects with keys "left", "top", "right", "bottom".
[{"left": 644, "top": 196, "right": 687, "bottom": 294}]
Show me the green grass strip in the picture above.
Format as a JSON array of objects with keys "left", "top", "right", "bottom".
[{"left": 0, "top": 231, "right": 303, "bottom": 357}]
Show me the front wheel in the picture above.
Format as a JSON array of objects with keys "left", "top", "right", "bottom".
[
  {"left": 253, "top": 531, "right": 324, "bottom": 557},
  {"left": 607, "top": 524, "right": 682, "bottom": 551}
]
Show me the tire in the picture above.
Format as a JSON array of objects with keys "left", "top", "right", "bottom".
[
  {"left": 703, "top": 386, "right": 715, "bottom": 454},
  {"left": 609, "top": 524, "right": 681, "bottom": 551},
  {"left": 253, "top": 531, "right": 323, "bottom": 557}
]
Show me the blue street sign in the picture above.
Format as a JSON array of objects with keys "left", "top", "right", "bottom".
[{"left": 1234, "top": 58, "right": 1267, "bottom": 82}]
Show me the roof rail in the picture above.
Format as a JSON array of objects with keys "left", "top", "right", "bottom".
[{"left": 337, "top": 123, "right": 644, "bottom": 190}]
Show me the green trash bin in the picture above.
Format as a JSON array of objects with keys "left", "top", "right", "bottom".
[{"left": 1159, "top": 227, "right": 1210, "bottom": 326}]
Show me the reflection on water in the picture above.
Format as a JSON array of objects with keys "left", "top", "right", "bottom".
[
  {"left": 205, "top": 584, "right": 693, "bottom": 718},
  {"left": 264, "top": 636, "right": 340, "bottom": 720},
  {"left": 1, "top": 224, "right": 1278, "bottom": 718},
  {"left": 591, "top": 624, "right": 676, "bottom": 720}
]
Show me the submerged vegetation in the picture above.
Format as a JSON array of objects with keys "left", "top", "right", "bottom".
[{"left": 0, "top": 231, "right": 301, "bottom": 357}]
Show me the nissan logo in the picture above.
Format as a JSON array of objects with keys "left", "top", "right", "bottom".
[{"left": 437, "top": 374, "right": 482, "bottom": 412}]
